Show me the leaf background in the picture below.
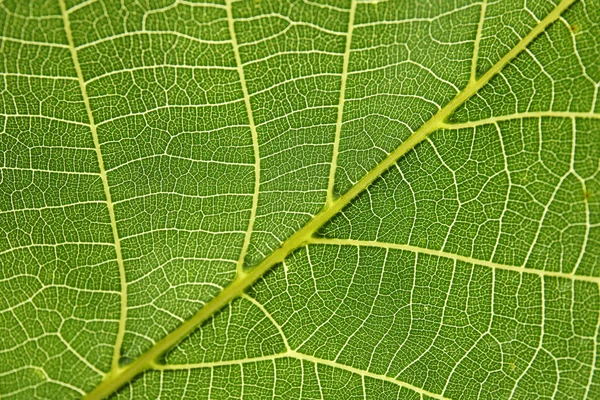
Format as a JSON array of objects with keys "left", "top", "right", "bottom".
[{"left": 0, "top": 0, "right": 599, "bottom": 398}]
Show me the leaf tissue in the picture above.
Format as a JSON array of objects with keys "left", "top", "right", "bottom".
[{"left": 1, "top": 0, "right": 599, "bottom": 398}]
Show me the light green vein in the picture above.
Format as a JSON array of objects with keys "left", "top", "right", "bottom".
[
  {"left": 58, "top": 0, "right": 128, "bottom": 373},
  {"left": 242, "top": 293, "right": 291, "bottom": 351},
  {"left": 154, "top": 350, "right": 450, "bottom": 400},
  {"left": 310, "top": 237, "right": 600, "bottom": 285},
  {"left": 471, "top": 0, "right": 487, "bottom": 82},
  {"left": 327, "top": 0, "right": 356, "bottom": 206},
  {"left": 225, "top": 0, "right": 262, "bottom": 277},
  {"left": 441, "top": 111, "right": 600, "bottom": 130},
  {"left": 83, "top": 1, "right": 576, "bottom": 397}
]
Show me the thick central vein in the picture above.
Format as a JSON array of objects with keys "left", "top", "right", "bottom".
[
  {"left": 58, "top": 0, "right": 128, "bottom": 372},
  {"left": 83, "top": 0, "right": 576, "bottom": 398}
]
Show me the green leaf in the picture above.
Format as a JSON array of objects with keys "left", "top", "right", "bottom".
[{"left": 1, "top": 0, "right": 599, "bottom": 398}]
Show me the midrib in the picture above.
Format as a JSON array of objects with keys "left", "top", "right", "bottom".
[
  {"left": 58, "top": 0, "right": 128, "bottom": 373},
  {"left": 82, "top": 0, "right": 576, "bottom": 398}
]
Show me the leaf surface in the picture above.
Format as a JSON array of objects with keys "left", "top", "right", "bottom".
[{"left": 0, "top": 0, "right": 599, "bottom": 398}]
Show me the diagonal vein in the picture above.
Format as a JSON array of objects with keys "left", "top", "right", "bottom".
[
  {"left": 58, "top": 0, "right": 128, "bottom": 373},
  {"left": 83, "top": 0, "right": 576, "bottom": 398}
]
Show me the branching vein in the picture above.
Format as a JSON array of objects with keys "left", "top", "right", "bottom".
[{"left": 82, "top": 1, "right": 578, "bottom": 398}]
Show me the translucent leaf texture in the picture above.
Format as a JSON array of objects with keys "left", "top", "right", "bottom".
[{"left": 1, "top": 0, "right": 599, "bottom": 398}]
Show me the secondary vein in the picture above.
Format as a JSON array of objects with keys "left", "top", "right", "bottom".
[
  {"left": 83, "top": 0, "right": 576, "bottom": 398},
  {"left": 310, "top": 237, "right": 600, "bottom": 285},
  {"left": 226, "top": 0, "right": 262, "bottom": 277},
  {"left": 58, "top": 0, "right": 128, "bottom": 373},
  {"left": 155, "top": 350, "right": 450, "bottom": 400},
  {"left": 327, "top": 0, "right": 357, "bottom": 206},
  {"left": 470, "top": 0, "right": 487, "bottom": 83}
]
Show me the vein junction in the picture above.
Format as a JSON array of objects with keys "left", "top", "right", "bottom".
[{"left": 80, "top": 0, "right": 582, "bottom": 398}]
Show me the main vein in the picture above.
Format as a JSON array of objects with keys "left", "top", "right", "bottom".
[
  {"left": 58, "top": 0, "right": 128, "bottom": 372},
  {"left": 83, "top": 0, "right": 575, "bottom": 398}
]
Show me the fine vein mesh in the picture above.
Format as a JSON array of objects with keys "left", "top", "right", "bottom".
[
  {"left": 115, "top": 360, "right": 424, "bottom": 399},
  {"left": 333, "top": 0, "right": 478, "bottom": 195},
  {"left": 66, "top": 0, "right": 254, "bottom": 361},
  {"left": 119, "top": 0, "right": 598, "bottom": 399},
  {"left": 474, "top": 0, "right": 560, "bottom": 77},
  {"left": 230, "top": 0, "right": 350, "bottom": 266},
  {"left": 322, "top": 118, "right": 599, "bottom": 274},
  {"left": 323, "top": 0, "right": 599, "bottom": 275},
  {"left": 0, "top": 1, "right": 120, "bottom": 397},
  {"left": 152, "top": 243, "right": 599, "bottom": 398},
  {"left": 0, "top": 0, "right": 599, "bottom": 398}
]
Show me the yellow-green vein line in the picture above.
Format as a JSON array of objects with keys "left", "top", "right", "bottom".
[
  {"left": 327, "top": 0, "right": 356, "bottom": 206},
  {"left": 155, "top": 350, "right": 450, "bottom": 400},
  {"left": 83, "top": 1, "right": 575, "bottom": 397},
  {"left": 471, "top": 0, "right": 487, "bottom": 83},
  {"left": 226, "top": 0, "right": 262, "bottom": 277},
  {"left": 310, "top": 237, "right": 600, "bottom": 285},
  {"left": 58, "top": 0, "right": 128, "bottom": 373}
]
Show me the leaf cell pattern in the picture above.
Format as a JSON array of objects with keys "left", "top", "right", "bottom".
[{"left": 0, "top": 0, "right": 598, "bottom": 398}]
